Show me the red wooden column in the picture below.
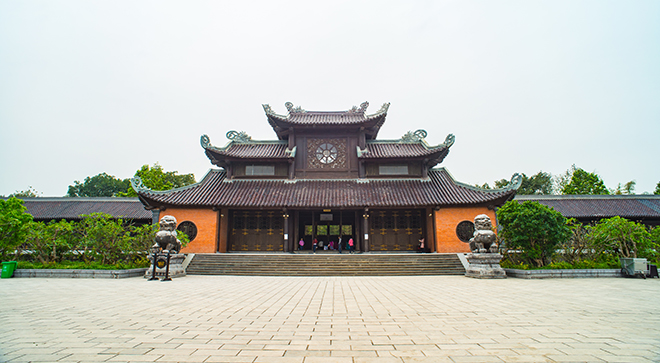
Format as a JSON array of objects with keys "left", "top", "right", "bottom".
[
  {"left": 362, "top": 208, "right": 370, "bottom": 252},
  {"left": 283, "top": 208, "right": 290, "bottom": 252}
]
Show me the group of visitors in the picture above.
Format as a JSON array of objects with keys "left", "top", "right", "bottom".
[{"left": 299, "top": 237, "right": 354, "bottom": 254}]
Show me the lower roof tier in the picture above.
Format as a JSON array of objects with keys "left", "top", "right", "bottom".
[{"left": 134, "top": 168, "right": 520, "bottom": 209}]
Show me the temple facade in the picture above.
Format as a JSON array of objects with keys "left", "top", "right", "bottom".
[{"left": 133, "top": 102, "right": 521, "bottom": 254}]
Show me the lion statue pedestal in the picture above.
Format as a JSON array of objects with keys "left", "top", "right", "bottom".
[{"left": 465, "top": 214, "right": 506, "bottom": 279}]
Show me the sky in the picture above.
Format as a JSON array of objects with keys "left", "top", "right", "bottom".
[{"left": 1, "top": 0, "right": 659, "bottom": 197}]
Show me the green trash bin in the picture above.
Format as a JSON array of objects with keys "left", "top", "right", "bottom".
[{"left": 1, "top": 261, "right": 18, "bottom": 278}]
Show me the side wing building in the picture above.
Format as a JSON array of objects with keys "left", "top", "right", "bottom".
[{"left": 134, "top": 102, "right": 521, "bottom": 253}]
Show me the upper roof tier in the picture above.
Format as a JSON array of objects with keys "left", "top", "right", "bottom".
[{"left": 264, "top": 101, "right": 390, "bottom": 140}]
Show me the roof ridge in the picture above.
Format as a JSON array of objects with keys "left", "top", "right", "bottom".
[
  {"left": 132, "top": 169, "right": 220, "bottom": 196},
  {"left": 516, "top": 194, "right": 660, "bottom": 200},
  {"left": 438, "top": 168, "right": 522, "bottom": 193}
]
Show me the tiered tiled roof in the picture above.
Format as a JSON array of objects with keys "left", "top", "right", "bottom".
[
  {"left": 357, "top": 132, "right": 454, "bottom": 167},
  {"left": 516, "top": 195, "right": 660, "bottom": 220},
  {"left": 263, "top": 101, "right": 389, "bottom": 139},
  {"left": 360, "top": 143, "right": 445, "bottom": 159},
  {"left": 205, "top": 142, "right": 293, "bottom": 159},
  {"left": 14, "top": 198, "right": 152, "bottom": 221},
  {"left": 134, "top": 168, "right": 520, "bottom": 209},
  {"left": 201, "top": 133, "right": 295, "bottom": 167}
]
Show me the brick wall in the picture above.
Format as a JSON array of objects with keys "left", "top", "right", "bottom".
[
  {"left": 158, "top": 208, "right": 218, "bottom": 253},
  {"left": 434, "top": 207, "right": 496, "bottom": 253}
]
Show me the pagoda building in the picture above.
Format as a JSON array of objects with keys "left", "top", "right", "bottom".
[{"left": 133, "top": 102, "right": 521, "bottom": 254}]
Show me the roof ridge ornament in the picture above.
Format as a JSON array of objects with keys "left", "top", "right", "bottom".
[
  {"left": 131, "top": 176, "right": 147, "bottom": 192},
  {"left": 348, "top": 101, "right": 369, "bottom": 114},
  {"left": 200, "top": 134, "right": 211, "bottom": 149},
  {"left": 401, "top": 129, "right": 428, "bottom": 142},
  {"left": 285, "top": 101, "right": 306, "bottom": 114},
  {"left": 510, "top": 173, "right": 523, "bottom": 190},
  {"left": 226, "top": 130, "right": 252, "bottom": 143},
  {"left": 366, "top": 102, "right": 390, "bottom": 117},
  {"left": 443, "top": 134, "right": 455, "bottom": 148},
  {"left": 262, "top": 104, "right": 275, "bottom": 115}
]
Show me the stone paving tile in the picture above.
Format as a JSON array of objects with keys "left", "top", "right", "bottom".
[{"left": 1, "top": 276, "right": 659, "bottom": 363}]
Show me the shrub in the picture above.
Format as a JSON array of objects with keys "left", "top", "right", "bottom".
[
  {"left": 23, "top": 220, "right": 75, "bottom": 264},
  {"left": 497, "top": 200, "right": 571, "bottom": 267},
  {"left": 0, "top": 197, "right": 33, "bottom": 261},
  {"left": 590, "top": 216, "right": 658, "bottom": 262}
]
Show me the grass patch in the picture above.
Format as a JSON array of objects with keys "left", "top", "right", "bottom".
[{"left": 16, "top": 260, "right": 149, "bottom": 270}]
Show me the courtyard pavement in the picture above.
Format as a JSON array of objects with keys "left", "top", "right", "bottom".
[{"left": 0, "top": 275, "right": 658, "bottom": 363}]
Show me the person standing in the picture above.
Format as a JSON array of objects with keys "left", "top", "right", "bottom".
[
  {"left": 337, "top": 236, "right": 342, "bottom": 254},
  {"left": 313, "top": 238, "right": 318, "bottom": 254},
  {"left": 418, "top": 238, "right": 425, "bottom": 253},
  {"left": 299, "top": 238, "right": 304, "bottom": 251},
  {"left": 348, "top": 237, "right": 354, "bottom": 254}
]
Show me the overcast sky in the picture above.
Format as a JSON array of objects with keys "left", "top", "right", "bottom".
[{"left": 1, "top": 0, "right": 658, "bottom": 197}]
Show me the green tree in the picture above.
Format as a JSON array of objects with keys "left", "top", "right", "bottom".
[
  {"left": 554, "top": 165, "right": 576, "bottom": 194},
  {"left": 67, "top": 173, "right": 130, "bottom": 197},
  {"left": 23, "top": 220, "right": 75, "bottom": 264},
  {"left": 590, "top": 216, "right": 657, "bottom": 261},
  {"left": 9, "top": 186, "right": 41, "bottom": 198},
  {"left": 492, "top": 171, "right": 553, "bottom": 194},
  {"left": 118, "top": 163, "right": 196, "bottom": 197},
  {"left": 494, "top": 179, "right": 508, "bottom": 189},
  {"left": 0, "top": 197, "right": 34, "bottom": 261},
  {"left": 611, "top": 180, "right": 636, "bottom": 195},
  {"left": 654, "top": 182, "right": 660, "bottom": 195},
  {"left": 497, "top": 200, "right": 571, "bottom": 267},
  {"left": 561, "top": 167, "right": 609, "bottom": 195}
]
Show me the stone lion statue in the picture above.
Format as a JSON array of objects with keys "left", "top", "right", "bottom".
[
  {"left": 469, "top": 214, "right": 498, "bottom": 253},
  {"left": 153, "top": 215, "right": 182, "bottom": 253}
]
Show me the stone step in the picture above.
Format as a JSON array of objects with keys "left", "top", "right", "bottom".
[{"left": 186, "top": 253, "right": 465, "bottom": 276}]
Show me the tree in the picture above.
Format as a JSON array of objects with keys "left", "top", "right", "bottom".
[
  {"left": 561, "top": 167, "right": 609, "bottom": 195},
  {"left": 491, "top": 171, "right": 553, "bottom": 194},
  {"left": 494, "top": 179, "right": 509, "bottom": 189},
  {"left": 23, "top": 220, "right": 75, "bottom": 264},
  {"left": 9, "top": 186, "right": 42, "bottom": 198},
  {"left": 0, "top": 197, "right": 34, "bottom": 261},
  {"left": 590, "top": 216, "right": 657, "bottom": 260},
  {"left": 554, "top": 165, "right": 576, "bottom": 194},
  {"left": 118, "top": 163, "right": 196, "bottom": 197},
  {"left": 518, "top": 172, "right": 553, "bottom": 194},
  {"left": 67, "top": 173, "right": 130, "bottom": 197},
  {"left": 497, "top": 200, "right": 571, "bottom": 267},
  {"left": 611, "top": 180, "right": 636, "bottom": 195},
  {"left": 654, "top": 182, "right": 660, "bottom": 195}
]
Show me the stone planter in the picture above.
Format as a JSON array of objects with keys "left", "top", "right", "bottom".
[
  {"left": 13, "top": 268, "right": 148, "bottom": 279},
  {"left": 504, "top": 268, "right": 621, "bottom": 279}
]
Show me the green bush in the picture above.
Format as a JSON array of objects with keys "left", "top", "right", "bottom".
[
  {"left": 0, "top": 197, "right": 33, "bottom": 261},
  {"left": 590, "top": 216, "right": 658, "bottom": 262},
  {"left": 23, "top": 220, "right": 75, "bottom": 264},
  {"left": 497, "top": 201, "right": 571, "bottom": 267}
]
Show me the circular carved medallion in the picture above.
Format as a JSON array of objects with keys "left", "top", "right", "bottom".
[
  {"left": 316, "top": 143, "right": 338, "bottom": 164},
  {"left": 456, "top": 220, "right": 475, "bottom": 243},
  {"left": 177, "top": 221, "right": 198, "bottom": 241}
]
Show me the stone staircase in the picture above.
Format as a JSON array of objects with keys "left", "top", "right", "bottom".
[{"left": 186, "top": 253, "right": 465, "bottom": 276}]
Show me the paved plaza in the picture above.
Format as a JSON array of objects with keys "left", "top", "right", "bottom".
[{"left": 1, "top": 275, "right": 659, "bottom": 363}]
